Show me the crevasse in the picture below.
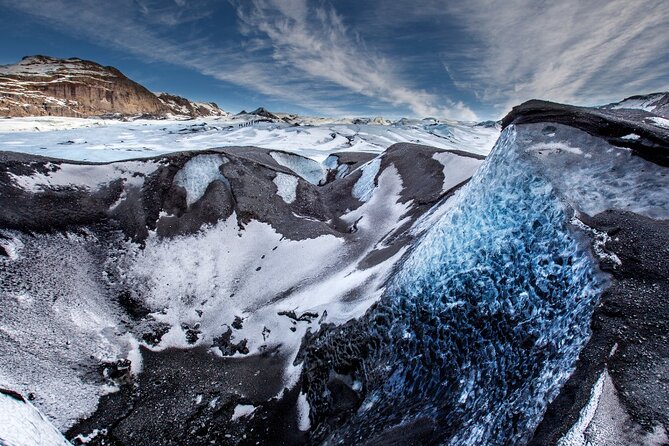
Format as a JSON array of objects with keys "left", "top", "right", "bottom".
[{"left": 308, "top": 126, "right": 603, "bottom": 445}]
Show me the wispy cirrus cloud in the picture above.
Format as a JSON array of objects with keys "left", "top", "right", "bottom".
[
  {"left": 0, "top": 0, "right": 477, "bottom": 119},
  {"left": 2, "top": 0, "right": 667, "bottom": 119},
  {"left": 438, "top": 0, "right": 669, "bottom": 113},
  {"left": 231, "top": 0, "right": 477, "bottom": 119}
]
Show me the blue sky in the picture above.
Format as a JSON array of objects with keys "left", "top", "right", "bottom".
[{"left": 1, "top": 0, "right": 668, "bottom": 120}]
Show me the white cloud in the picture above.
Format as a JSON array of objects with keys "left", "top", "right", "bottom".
[
  {"left": 0, "top": 0, "right": 477, "bottom": 119},
  {"left": 440, "top": 0, "right": 669, "bottom": 114},
  {"left": 231, "top": 0, "right": 476, "bottom": 120}
]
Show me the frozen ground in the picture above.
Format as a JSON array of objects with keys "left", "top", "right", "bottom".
[{"left": 0, "top": 116, "right": 499, "bottom": 162}]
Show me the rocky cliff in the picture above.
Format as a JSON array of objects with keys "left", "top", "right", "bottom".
[{"left": 0, "top": 55, "right": 226, "bottom": 118}]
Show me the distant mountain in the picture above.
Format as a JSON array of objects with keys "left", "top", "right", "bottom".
[
  {"left": 600, "top": 91, "right": 669, "bottom": 118},
  {"left": 0, "top": 55, "right": 227, "bottom": 118},
  {"left": 155, "top": 92, "right": 228, "bottom": 119}
]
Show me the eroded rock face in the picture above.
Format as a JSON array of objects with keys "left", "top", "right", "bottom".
[{"left": 0, "top": 55, "right": 226, "bottom": 118}]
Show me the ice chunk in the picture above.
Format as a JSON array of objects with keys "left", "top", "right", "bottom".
[
  {"left": 322, "top": 154, "right": 339, "bottom": 170},
  {"left": 352, "top": 157, "right": 381, "bottom": 202},
  {"left": 173, "top": 154, "right": 228, "bottom": 206},
  {"left": 270, "top": 151, "right": 325, "bottom": 185},
  {"left": 231, "top": 404, "right": 256, "bottom": 421},
  {"left": 273, "top": 172, "right": 298, "bottom": 204}
]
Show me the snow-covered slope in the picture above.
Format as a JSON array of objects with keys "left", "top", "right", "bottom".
[
  {"left": 0, "top": 141, "right": 484, "bottom": 443},
  {"left": 0, "top": 115, "right": 499, "bottom": 162}
]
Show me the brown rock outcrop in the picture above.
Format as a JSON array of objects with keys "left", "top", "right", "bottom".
[{"left": 0, "top": 55, "right": 226, "bottom": 118}]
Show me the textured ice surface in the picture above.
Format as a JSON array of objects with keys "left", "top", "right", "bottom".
[
  {"left": 0, "top": 391, "right": 72, "bottom": 446},
  {"left": 351, "top": 157, "right": 381, "bottom": 202},
  {"left": 308, "top": 127, "right": 603, "bottom": 445},
  {"left": 173, "top": 154, "right": 229, "bottom": 206},
  {"left": 523, "top": 123, "right": 669, "bottom": 219},
  {"left": 273, "top": 172, "right": 298, "bottom": 203},
  {"left": 270, "top": 151, "right": 326, "bottom": 185},
  {"left": 0, "top": 117, "right": 498, "bottom": 162}
]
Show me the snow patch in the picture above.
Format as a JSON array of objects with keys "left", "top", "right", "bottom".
[
  {"left": 432, "top": 151, "right": 482, "bottom": 192},
  {"left": 558, "top": 372, "right": 606, "bottom": 446},
  {"left": 647, "top": 116, "right": 669, "bottom": 129},
  {"left": 296, "top": 392, "right": 311, "bottom": 431},
  {"left": 570, "top": 217, "right": 622, "bottom": 266},
  {"left": 273, "top": 172, "right": 298, "bottom": 204},
  {"left": 558, "top": 370, "right": 669, "bottom": 446}
]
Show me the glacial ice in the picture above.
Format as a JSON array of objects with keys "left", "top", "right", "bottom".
[
  {"left": 270, "top": 151, "right": 326, "bottom": 185},
  {"left": 173, "top": 154, "right": 229, "bottom": 206},
  {"left": 311, "top": 127, "right": 603, "bottom": 445},
  {"left": 273, "top": 172, "right": 298, "bottom": 204},
  {"left": 0, "top": 117, "right": 499, "bottom": 162},
  {"left": 351, "top": 157, "right": 382, "bottom": 202},
  {"left": 525, "top": 125, "right": 669, "bottom": 219}
]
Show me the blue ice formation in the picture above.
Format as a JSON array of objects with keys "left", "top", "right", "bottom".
[
  {"left": 173, "top": 154, "right": 229, "bottom": 206},
  {"left": 428, "top": 123, "right": 455, "bottom": 141},
  {"left": 270, "top": 151, "right": 326, "bottom": 185},
  {"left": 351, "top": 157, "right": 382, "bottom": 202},
  {"left": 308, "top": 127, "right": 603, "bottom": 445}
]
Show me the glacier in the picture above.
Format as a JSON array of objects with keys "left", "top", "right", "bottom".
[{"left": 303, "top": 127, "right": 604, "bottom": 445}]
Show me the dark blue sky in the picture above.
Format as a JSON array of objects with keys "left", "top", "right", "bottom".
[{"left": 1, "top": 0, "right": 668, "bottom": 120}]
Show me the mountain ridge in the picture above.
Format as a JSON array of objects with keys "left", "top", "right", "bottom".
[{"left": 0, "top": 55, "right": 227, "bottom": 119}]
